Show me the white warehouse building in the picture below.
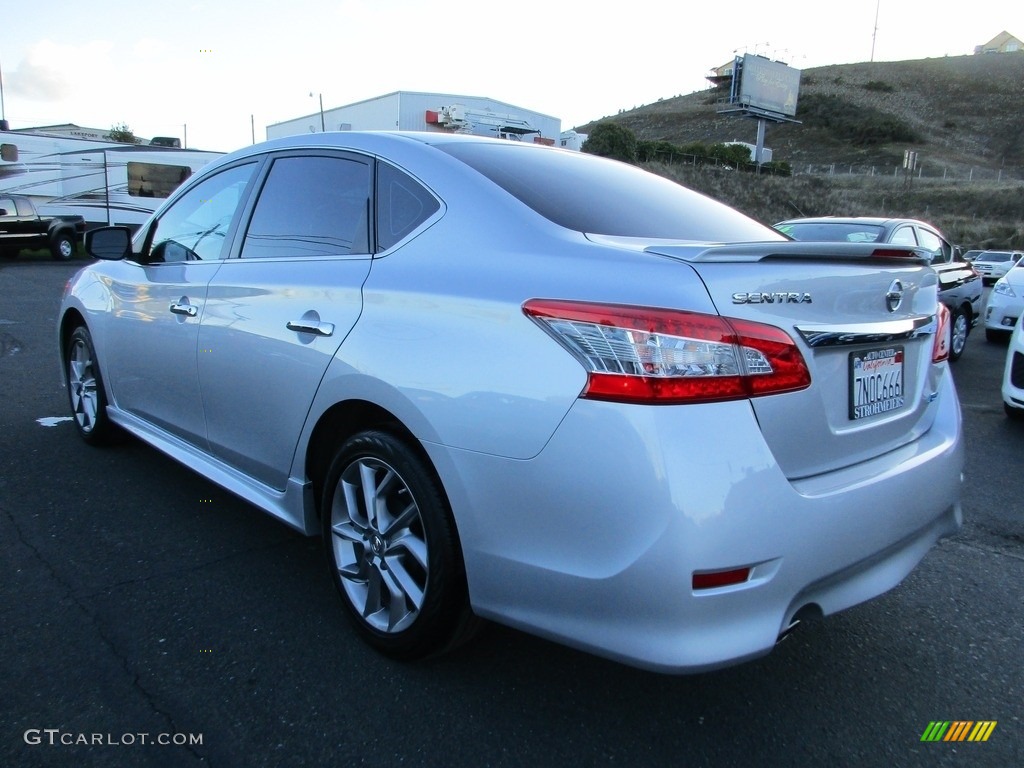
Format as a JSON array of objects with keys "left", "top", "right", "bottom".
[{"left": 266, "top": 91, "right": 564, "bottom": 146}]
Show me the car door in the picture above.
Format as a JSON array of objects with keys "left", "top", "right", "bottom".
[
  {"left": 197, "top": 152, "right": 374, "bottom": 489},
  {"left": 100, "top": 161, "right": 258, "bottom": 444}
]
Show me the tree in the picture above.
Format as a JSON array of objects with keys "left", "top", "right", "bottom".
[
  {"left": 108, "top": 123, "right": 140, "bottom": 144},
  {"left": 581, "top": 122, "right": 638, "bottom": 163}
]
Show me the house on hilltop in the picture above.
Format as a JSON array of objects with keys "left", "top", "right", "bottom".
[{"left": 974, "top": 31, "right": 1023, "bottom": 54}]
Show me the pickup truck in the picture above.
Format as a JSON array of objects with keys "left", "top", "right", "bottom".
[{"left": 0, "top": 194, "right": 87, "bottom": 260}]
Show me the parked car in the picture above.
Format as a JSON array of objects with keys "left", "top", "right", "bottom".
[
  {"left": 59, "top": 133, "right": 963, "bottom": 674},
  {"left": 1003, "top": 318, "right": 1024, "bottom": 419},
  {"left": 773, "top": 216, "right": 983, "bottom": 361},
  {"left": 984, "top": 260, "right": 1024, "bottom": 341},
  {"left": 972, "top": 249, "right": 1023, "bottom": 285},
  {"left": 0, "top": 194, "right": 86, "bottom": 260},
  {"left": 961, "top": 249, "right": 984, "bottom": 263}
]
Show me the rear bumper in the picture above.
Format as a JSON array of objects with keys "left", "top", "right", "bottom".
[{"left": 426, "top": 369, "right": 963, "bottom": 673}]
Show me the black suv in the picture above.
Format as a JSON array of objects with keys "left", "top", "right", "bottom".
[{"left": 774, "top": 217, "right": 983, "bottom": 361}]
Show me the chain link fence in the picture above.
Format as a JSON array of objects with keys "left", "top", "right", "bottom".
[{"left": 794, "top": 163, "right": 1024, "bottom": 183}]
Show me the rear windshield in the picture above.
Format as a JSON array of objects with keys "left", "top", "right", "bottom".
[
  {"left": 437, "top": 143, "right": 781, "bottom": 242},
  {"left": 776, "top": 222, "right": 885, "bottom": 243}
]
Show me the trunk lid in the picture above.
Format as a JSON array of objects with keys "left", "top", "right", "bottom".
[{"left": 646, "top": 240, "right": 946, "bottom": 480}]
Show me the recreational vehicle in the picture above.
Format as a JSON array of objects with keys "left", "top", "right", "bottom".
[{"left": 0, "top": 130, "right": 222, "bottom": 230}]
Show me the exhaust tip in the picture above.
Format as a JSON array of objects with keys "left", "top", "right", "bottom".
[{"left": 778, "top": 603, "right": 823, "bottom": 644}]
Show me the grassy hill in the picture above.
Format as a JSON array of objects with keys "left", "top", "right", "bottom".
[{"left": 576, "top": 54, "right": 1024, "bottom": 249}]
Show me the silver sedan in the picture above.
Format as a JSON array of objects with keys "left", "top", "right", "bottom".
[{"left": 59, "top": 132, "right": 963, "bottom": 673}]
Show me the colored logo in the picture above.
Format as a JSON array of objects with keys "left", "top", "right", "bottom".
[{"left": 920, "top": 721, "right": 997, "bottom": 742}]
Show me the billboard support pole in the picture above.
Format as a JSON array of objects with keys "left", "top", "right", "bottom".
[{"left": 755, "top": 118, "right": 767, "bottom": 168}]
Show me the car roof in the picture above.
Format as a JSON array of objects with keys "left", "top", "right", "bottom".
[{"left": 211, "top": 130, "right": 547, "bottom": 164}]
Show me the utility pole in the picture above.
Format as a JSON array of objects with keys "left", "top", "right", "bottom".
[
  {"left": 0, "top": 59, "right": 8, "bottom": 130},
  {"left": 311, "top": 92, "right": 325, "bottom": 131},
  {"left": 871, "top": 0, "right": 881, "bottom": 62}
]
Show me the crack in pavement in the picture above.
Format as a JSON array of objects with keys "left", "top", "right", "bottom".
[{"left": 1, "top": 502, "right": 209, "bottom": 764}]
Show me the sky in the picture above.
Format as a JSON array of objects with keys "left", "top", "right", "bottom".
[{"left": 2, "top": 1, "right": 1022, "bottom": 153}]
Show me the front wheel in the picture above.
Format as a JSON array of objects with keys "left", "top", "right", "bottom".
[
  {"left": 65, "top": 326, "right": 118, "bottom": 444},
  {"left": 947, "top": 308, "right": 969, "bottom": 361},
  {"left": 322, "top": 430, "right": 478, "bottom": 660},
  {"left": 51, "top": 232, "right": 75, "bottom": 261}
]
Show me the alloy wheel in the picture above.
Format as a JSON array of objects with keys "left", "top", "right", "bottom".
[
  {"left": 68, "top": 338, "right": 98, "bottom": 433},
  {"left": 329, "top": 457, "right": 429, "bottom": 634}
]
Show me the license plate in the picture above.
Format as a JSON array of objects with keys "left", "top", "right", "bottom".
[{"left": 849, "top": 346, "right": 905, "bottom": 420}]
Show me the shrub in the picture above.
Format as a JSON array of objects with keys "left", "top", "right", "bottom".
[
  {"left": 796, "top": 94, "right": 922, "bottom": 145},
  {"left": 582, "top": 122, "right": 638, "bottom": 162}
]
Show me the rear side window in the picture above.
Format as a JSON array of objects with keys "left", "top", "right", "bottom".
[
  {"left": 241, "top": 155, "right": 371, "bottom": 259},
  {"left": 376, "top": 162, "right": 439, "bottom": 251},
  {"left": 127, "top": 162, "right": 192, "bottom": 199},
  {"left": 439, "top": 143, "right": 780, "bottom": 242}
]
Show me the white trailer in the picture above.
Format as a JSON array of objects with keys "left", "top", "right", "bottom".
[{"left": 0, "top": 130, "right": 222, "bottom": 229}]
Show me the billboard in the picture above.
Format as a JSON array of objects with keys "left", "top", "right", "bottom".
[{"left": 735, "top": 54, "right": 801, "bottom": 117}]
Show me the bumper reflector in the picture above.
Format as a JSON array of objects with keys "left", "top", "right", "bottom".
[{"left": 692, "top": 567, "right": 751, "bottom": 590}]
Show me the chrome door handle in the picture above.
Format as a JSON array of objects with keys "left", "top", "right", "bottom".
[
  {"left": 287, "top": 320, "right": 335, "bottom": 337},
  {"left": 169, "top": 302, "right": 198, "bottom": 317}
]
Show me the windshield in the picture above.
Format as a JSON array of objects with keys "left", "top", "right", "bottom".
[{"left": 979, "top": 252, "right": 1014, "bottom": 262}]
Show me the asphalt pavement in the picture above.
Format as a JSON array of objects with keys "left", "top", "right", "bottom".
[{"left": 1, "top": 259, "right": 1021, "bottom": 768}]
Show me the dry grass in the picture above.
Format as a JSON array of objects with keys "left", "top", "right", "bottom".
[{"left": 583, "top": 54, "right": 1024, "bottom": 248}]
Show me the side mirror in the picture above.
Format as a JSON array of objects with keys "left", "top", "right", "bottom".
[
  {"left": 85, "top": 226, "right": 132, "bottom": 261},
  {"left": 0, "top": 208, "right": 8, "bottom": 216}
]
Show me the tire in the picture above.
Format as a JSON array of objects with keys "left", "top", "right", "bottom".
[
  {"left": 65, "top": 326, "right": 118, "bottom": 444},
  {"left": 1006, "top": 402, "right": 1024, "bottom": 420},
  {"left": 321, "top": 430, "right": 478, "bottom": 660},
  {"left": 51, "top": 232, "right": 75, "bottom": 261},
  {"left": 947, "top": 307, "right": 969, "bottom": 361}
]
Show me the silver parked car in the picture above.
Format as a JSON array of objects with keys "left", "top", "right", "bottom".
[{"left": 59, "top": 133, "right": 963, "bottom": 673}]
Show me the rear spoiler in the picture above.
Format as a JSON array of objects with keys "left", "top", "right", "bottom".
[{"left": 641, "top": 240, "right": 932, "bottom": 265}]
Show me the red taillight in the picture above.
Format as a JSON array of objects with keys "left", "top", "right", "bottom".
[
  {"left": 693, "top": 567, "right": 751, "bottom": 590},
  {"left": 932, "top": 302, "right": 951, "bottom": 363},
  {"left": 522, "top": 299, "right": 811, "bottom": 404}
]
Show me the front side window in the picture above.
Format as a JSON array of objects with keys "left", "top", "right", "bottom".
[
  {"left": 241, "top": 155, "right": 371, "bottom": 259},
  {"left": 143, "top": 162, "right": 256, "bottom": 263},
  {"left": 0, "top": 197, "right": 15, "bottom": 216}
]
